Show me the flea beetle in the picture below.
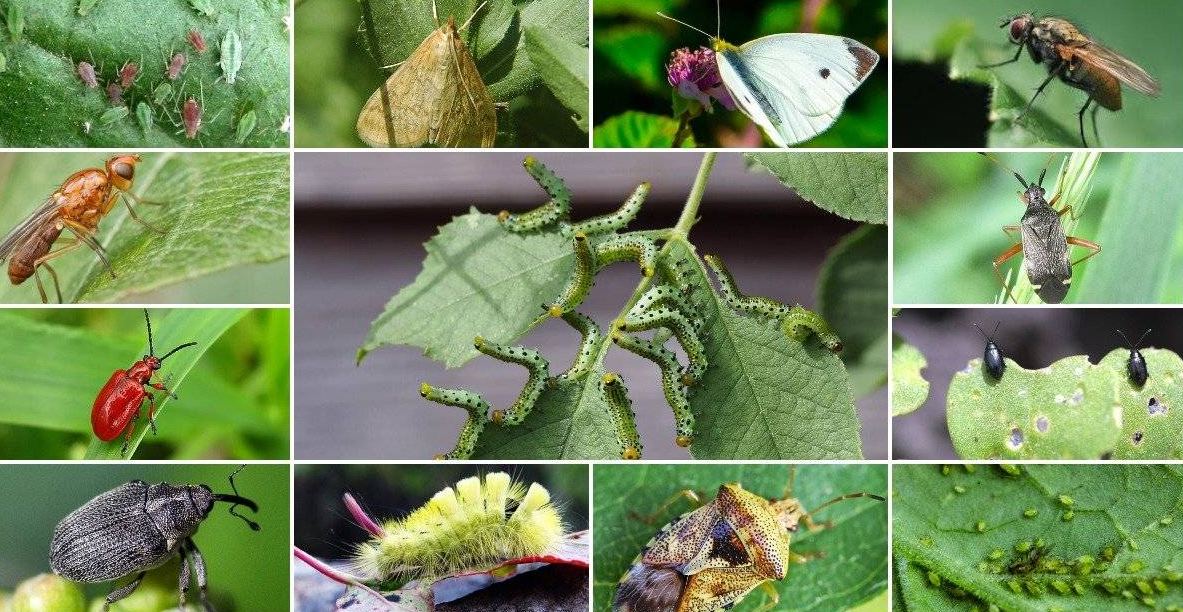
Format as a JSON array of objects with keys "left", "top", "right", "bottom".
[
  {"left": 91, "top": 309, "right": 197, "bottom": 455},
  {"left": 973, "top": 321, "right": 1005, "bottom": 380},
  {"left": 613, "top": 467, "right": 884, "bottom": 612},
  {"left": 1114, "top": 329, "right": 1150, "bottom": 387}
]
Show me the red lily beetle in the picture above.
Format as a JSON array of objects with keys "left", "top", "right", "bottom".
[{"left": 92, "top": 309, "right": 196, "bottom": 455}]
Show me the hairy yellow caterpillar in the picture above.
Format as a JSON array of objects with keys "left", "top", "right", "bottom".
[{"left": 351, "top": 472, "right": 566, "bottom": 588}]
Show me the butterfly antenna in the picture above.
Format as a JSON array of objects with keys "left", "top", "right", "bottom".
[
  {"left": 459, "top": 0, "right": 487, "bottom": 31},
  {"left": 656, "top": 12, "right": 714, "bottom": 40},
  {"left": 978, "top": 152, "right": 1029, "bottom": 189},
  {"left": 716, "top": 0, "right": 721, "bottom": 38}
]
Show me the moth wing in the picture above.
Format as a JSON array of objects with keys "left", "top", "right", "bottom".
[
  {"left": 1073, "top": 42, "right": 1162, "bottom": 96},
  {"left": 720, "top": 34, "right": 878, "bottom": 146},
  {"left": 0, "top": 195, "right": 62, "bottom": 261},
  {"left": 438, "top": 32, "right": 497, "bottom": 147}
]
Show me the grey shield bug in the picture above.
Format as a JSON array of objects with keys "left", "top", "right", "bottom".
[
  {"left": 49, "top": 466, "right": 260, "bottom": 612},
  {"left": 613, "top": 467, "right": 884, "bottom": 612}
]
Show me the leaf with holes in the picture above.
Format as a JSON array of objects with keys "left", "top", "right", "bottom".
[
  {"left": 1098, "top": 348, "right": 1183, "bottom": 459},
  {"left": 892, "top": 340, "right": 929, "bottom": 417}
]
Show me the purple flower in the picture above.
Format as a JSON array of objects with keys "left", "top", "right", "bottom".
[{"left": 666, "top": 46, "right": 735, "bottom": 111}]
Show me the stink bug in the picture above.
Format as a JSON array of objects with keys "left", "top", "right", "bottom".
[
  {"left": 980, "top": 153, "right": 1101, "bottom": 304},
  {"left": 613, "top": 467, "right": 884, "bottom": 612},
  {"left": 91, "top": 309, "right": 197, "bottom": 455},
  {"left": 973, "top": 321, "right": 1005, "bottom": 380},
  {"left": 1115, "top": 328, "right": 1151, "bottom": 387},
  {"left": 50, "top": 466, "right": 259, "bottom": 612}
]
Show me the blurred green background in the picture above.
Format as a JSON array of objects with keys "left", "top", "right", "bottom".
[
  {"left": 0, "top": 309, "right": 290, "bottom": 459},
  {"left": 592, "top": 0, "right": 887, "bottom": 147},
  {"left": 294, "top": 0, "right": 588, "bottom": 147},
  {"left": 0, "top": 464, "right": 289, "bottom": 612},
  {"left": 294, "top": 464, "right": 588, "bottom": 560},
  {"left": 893, "top": 153, "right": 1183, "bottom": 304},
  {"left": 892, "top": 0, "right": 1183, "bottom": 147}
]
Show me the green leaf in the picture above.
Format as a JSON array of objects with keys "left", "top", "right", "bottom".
[
  {"left": 82, "top": 308, "right": 250, "bottom": 459},
  {"left": 892, "top": 340, "right": 929, "bottom": 417},
  {"left": 523, "top": 25, "right": 588, "bottom": 132},
  {"left": 0, "top": 0, "right": 290, "bottom": 147},
  {"left": 667, "top": 241, "right": 863, "bottom": 460},
  {"left": 0, "top": 153, "right": 290, "bottom": 304},
  {"left": 593, "top": 111, "right": 693, "bottom": 147},
  {"left": 360, "top": 209, "right": 569, "bottom": 368},
  {"left": 594, "top": 464, "right": 888, "bottom": 612},
  {"left": 894, "top": 464, "right": 1183, "bottom": 612},
  {"left": 594, "top": 25, "right": 667, "bottom": 92},
  {"left": 745, "top": 152, "right": 888, "bottom": 224},
  {"left": 1076, "top": 154, "right": 1183, "bottom": 303},
  {"left": 1098, "top": 348, "right": 1183, "bottom": 460},
  {"left": 817, "top": 225, "right": 888, "bottom": 398},
  {"left": 946, "top": 356, "right": 1121, "bottom": 460}
]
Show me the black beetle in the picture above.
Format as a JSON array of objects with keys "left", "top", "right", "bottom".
[
  {"left": 973, "top": 322, "right": 1005, "bottom": 380},
  {"left": 50, "top": 466, "right": 259, "bottom": 612},
  {"left": 1115, "top": 329, "right": 1151, "bottom": 387}
]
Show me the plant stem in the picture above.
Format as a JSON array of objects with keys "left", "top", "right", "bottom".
[
  {"left": 672, "top": 113, "right": 691, "bottom": 148},
  {"left": 672, "top": 152, "right": 716, "bottom": 238}
]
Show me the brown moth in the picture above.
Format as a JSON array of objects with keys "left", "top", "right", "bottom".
[{"left": 356, "top": 2, "right": 496, "bottom": 148}]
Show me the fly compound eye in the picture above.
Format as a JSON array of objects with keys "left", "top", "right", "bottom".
[
  {"left": 1008, "top": 17, "right": 1029, "bottom": 42},
  {"left": 113, "top": 161, "right": 134, "bottom": 180}
]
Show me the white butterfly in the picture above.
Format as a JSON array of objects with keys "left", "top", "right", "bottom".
[{"left": 661, "top": 7, "right": 880, "bottom": 147}]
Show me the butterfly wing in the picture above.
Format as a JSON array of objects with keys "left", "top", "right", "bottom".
[{"left": 717, "top": 34, "right": 878, "bottom": 146}]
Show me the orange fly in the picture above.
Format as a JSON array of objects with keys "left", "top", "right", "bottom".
[{"left": 0, "top": 155, "right": 164, "bottom": 303}]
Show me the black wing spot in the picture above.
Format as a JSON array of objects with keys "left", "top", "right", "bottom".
[{"left": 819, "top": 67, "right": 831, "bottom": 79}]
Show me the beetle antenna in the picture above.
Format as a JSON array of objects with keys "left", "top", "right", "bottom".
[
  {"left": 656, "top": 12, "right": 713, "bottom": 40},
  {"left": 1135, "top": 329, "right": 1152, "bottom": 348},
  {"left": 214, "top": 465, "right": 261, "bottom": 531},
  {"left": 972, "top": 322, "right": 999, "bottom": 342},
  {"left": 144, "top": 309, "right": 155, "bottom": 356},
  {"left": 158, "top": 341, "right": 197, "bottom": 363},
  {"left": 978, "top": 152, "right": 1028, "bottom": 189},
  {"left": 807, "top": 492, "right": 886, "bottom": 518}
]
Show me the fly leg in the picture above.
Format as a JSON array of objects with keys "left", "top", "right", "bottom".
[
  {"left": 62, "top": 218, "right": 116, "bottom": 279},
  {"left": 102, "top": 571, "right": 146, "bottom": 611},
  {"left": 1077, "top": 95, "right": 1094, "bottom": 147},
  {"left": 30, "top": 239, "right": 85, "bottom": 303},
  {"left": 993, "top": 242, "right": 1024, "bottom": 304},
  {"left": 1090, "top": 104, "right": 1102, "bottom": 146},
  {"left": 631, "top": 489, "right": 703, "bottom": 524},
  {"left": 1018, "top": 62, "right": 1066, "bottom": 122},
  {"left": 1067, "top": 236, "right": 1102, "bottom": 267},
  {"left": 184, "top": 538, "right": 217, "bottom": 612},
  {"left": 979, "top": 44, "right": 1023, "bottom": 68},
  {"left": 120, "top": 190, "right": 167, "bottom": 235}
]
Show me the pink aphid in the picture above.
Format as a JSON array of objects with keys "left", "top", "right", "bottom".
[
  {"left": 182, "top": 97, "right": 201, "bottom": 139},
  {"left": 106, "top": 82, "right": 123, "bottom": 105},
  {"left": 78, "top": 61, "right": 98, "bottom": 88},
  {"left": 167, "top": 53, "right": 186, "bottom": 80},
  {"left": 118, "top": 62, "right": 138, "bottom": 88},
  {"left": 188, "top": 30, "right": 207, "bottom": 53}
]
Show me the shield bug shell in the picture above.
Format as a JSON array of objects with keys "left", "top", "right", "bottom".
[{"left": 614, "top": 468, "right": 884, "bottom": 612}]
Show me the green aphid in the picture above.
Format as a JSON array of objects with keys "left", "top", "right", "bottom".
[
  {"left": 978, "top": 561, "right": 990, "bottom": 573},
  {"left": 1161, "top": 516, "right": 1174, "bottom": 526},
  {"left": 989, "top": 549, "right": 1005, "bottom": 560},
  {"left": 188, "top": 0, "right": 216, "bottom": 17},
  {"left": 954, "top": 485, "right": 967, "bottom": 494},
  {"left": 964, "top": 464, "right": 976, "bottom": 473},
  {"left": 1051, "top": 580, "right": 1071, "bottom": 595},
  {"left": 152, "top": 82, "right": 173, "bottom": 105},
  {"left": 1102, "top": 581, "right": 1120, "bottom": 594},
  {"left": 98, "top": 106, "right": 129, "bottom": 125},
  {"left": 1164, "top": 570, "right": 1182, "bottom": 582},
  {"left": 1128, "top": 560, "right": 1146, "bottom": 573},
  {"left": 7, "top": 4, "right": 24, "bottom": 41},
  {"left": 976, "top": 520, "right": 986, "bottom": 532},
  {"left": 1016, "top": 541, "right": 1033, "bottom": 553},
  {"left": 1035, "top": 538, "right": 1046, "bottom": 549},
  {"left": 1062, "top": 510, "right": 1074, "bottom": 521},
  {"left": 988, "top": 605, "right": 1000, "bottom": 612},
  {"left": 1121, "top": 589, "right": 1134, "bottom": 599},
  {"left": 0, "top": 51, "right": 7, "bottom": 73},
  {"left": 1058, "top": 494, "right": 1075, "bottom": 507},
  {"left": 941, "top": 465, "right": 950, "bottom": 476},
  {"left": 1072, "top": 581, "right": 1086, "bottom": 596},
  {"left": 1076, "top": 555, "right": 1095, "bottom": 575},
  {"left": 1153, "top": 579, "right": 1168, "bottom": 593},
  {"left": 1024, "top": 580, "right": 1043, "bottom": 596},
  {"left": 1130, "top": 540, "right": 1140, "bottom": 551},
  {"left": 1024, "top": 508, "right": 1039, "bottom": 518},
  {"left": 1049, "top": 607, "right": 1064, "bottom": 612},
  {"left": 1007, "top": 579, "right": 1023, "bottom": 594},
  {"left": 1136, "top": 581, "right": 1153, "bottom": 595},
  {"left": 1000, "top": 464, "right": 1022, "bottom": 476},
  {"left": 920, "top": 535, "right": 935, "bottom": 547},
  {"left": 1102, "top": 546, "right": 1116, "bottom": 561},
  {"left": 220, "top": 29, "right": 243, "bottom": 85},
  {"left": 927, "top": 571, "right": 941, "bottom": 587},
  {"left": 135, "top": 102, "right": 152, "bottom": 135},
  {"left": 1142, "top": 597, "right": 1156, "bottom": 607},
  {"left": 235, "top": 109, "right": 257, "bottom": 144},
  {"left": 78, "top": 0, "right": 101, "bottom": 16}
]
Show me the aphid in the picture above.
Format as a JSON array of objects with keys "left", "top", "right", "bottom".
[
  {"left": 611, "top": 330, "right": 694, "bottom": 447},
  {"left": 6, "top": 4, "right": 23, "bottom": 41},
  {"left": 550, "top": 310, "right": 601, "bottom": 387},
  {"left": 135, "top": 102, "right": 152, "bottom": 135},
  {"left": 0, "top": 51, "right": 6, "bottom": 73},
  {"left": 0, "top": 155, "right": 164, "bottom": 303},
  {"left": 182, "top": 96, "right": 201, "bottom": 139},
  {"left": 234, "top": 109, "right": 257, "bottom": 144},
  {"left": 546, "top": 232, "right": 594, "bottom": 317},
  {"left": 972, "top": 321, "right": 1005, "bottom": 380},
  {"left": 602, "top": 373, "right": 642, "bottom": 460},
  {"left": 152, "top": 81, "right": 173, "bottom": 105},
  {"left": 92, "top": 310, "right": 197, "bottom": 456},
  {"left": 474, "top": 336, "right": 549, "bottom": 426},
  {"left": 617, "top": 307, "right": 707, "bottom": 385},
  {"left": 594, "top": 233, "right": 657, "bottom": 277},
  {"left": 219, "top": 29, "right": 242, "bottom": 85},
  {"left": 106, "top": 82, "right": 123, "bottom": 105},
  {"left": 980, "top": 153, "right": 1101, "bottom": 304},
  {"left": 981, "top": 14, "right": 1161, "bottom": 147},
  {"left": 1007, "top": 544, "right": 1050, "bottom": 575},
  {"left": 50, "top": 467, "right": 258, "bottom": 612},
  {"left": 350, "top": 472, "right": 567, "bottom": 587},
  {"left": 167, "top": 52, "right": 186, "bottom": 80},
  {"left": 77, "top": 0, "right": 101, "bottom": 16},
  {"left": 418, "top": 383, "right": 488, "bottom": 460},
  {"left": 118, "top": 61, "right": 138, "bottom": 88},
  {"left": 188, "top": 29, "right": 207, "bottom": 53},
  {"left": 78, "top": 61, "right": 99, "bottom": 88},
  {"left": 614, "top": 467, "right": 884, "bottom": 612},
  {"left": 1115, "top": 328, "right": 1151, "bottom": 387},
  {"left": 498, "top": 156, "right": 572, "bottom": 232},
  {"left": 187, "top": 0, "right": 216, "bottom": 17},
  {"left": 565, "top": 182, "right": 649, "bottom": 237}
]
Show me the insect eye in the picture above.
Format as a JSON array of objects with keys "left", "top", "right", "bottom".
[
  {"left": 113, "top": 162, "right": 134, "bottom": 180},
  {"left": 1009, "top": 19, "right": 1028, "bottom": 42}
]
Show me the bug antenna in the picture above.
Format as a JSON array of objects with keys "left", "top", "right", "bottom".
[
  {"left": 991, "top": 321, "right": 1000, "bottom": 338},
  {"left": 214, "top": 465, "right": 261, "bottom": 531},
  {"left": 458, "top": 1, "right": 487, "bottom": 31},
  {"left": 807, "top": 492, "right": 886, "bottom": 518},
  {"left": 971, "top": 322, "right": 990, "bottom": 342},
  {"left": 1037, "top": 153, "right": 1057, "bottom": 187},
  {"left": 158, "top": 341, "right": 197, "bottom": 362},
  {"left": 656, "top": 12, "right": 714, "bottom": 40},
  {"left": 978, "top": 152, "right": 1028, "bottom": 189},
  {"left": 1135, "top": 329, "right": 1152, "bottom": 348},
  {"left": 144, "top": 309, "right": 155, "bottom": 356},
  {"left": 716, "top": 0, "right": 720, "bottom": 39}
]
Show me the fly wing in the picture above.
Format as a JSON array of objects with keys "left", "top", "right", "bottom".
[
  {"left": 1073, "top": 42, "right": 1161, "bottom": 96},
  {"left": 0, "top": 196, "right": 61, "bottom": 262},
  {"left": 720, "top": 34, "right": 878, "bottom": 146}
]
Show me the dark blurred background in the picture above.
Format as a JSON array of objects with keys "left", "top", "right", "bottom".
[
  {"left": 893, "top": 308, "right": 1183, "bottom": 459},
  {"left": 294, "top": 464, "right": 588, "bottom": 560},
  {"left": 593, "top": 0, "right": 888, "bottom": 147},
  {"left": 294, "top": 151, "right": 887, "bottom": 459}
]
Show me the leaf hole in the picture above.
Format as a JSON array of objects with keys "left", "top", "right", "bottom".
[
  {"left": 1035, "top": 416, "right": 1049, "bottom": 433},
  {"left": 1148, "top": 397, "right": 1168, "bottom": 416},
  {"left": 1008, "top": 427, "right": 1024, "bottom": 450},
  {"left": 1067, "top": 388, "right": 1083, "bottom": 406},
  {"left": 1132, "top": 430, "right": 1144, "bottom": 445}
]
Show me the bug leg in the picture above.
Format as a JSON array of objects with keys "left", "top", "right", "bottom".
[
  {"left": 630, "top": 489, "right": 703, "bottom": 524},
  {"left": 780, "top": 465, "right": 798, "bottom": 499},
  {"left": 120, "top": 420, "right": 135, "bottom": 456},
  {"left": 102, "top": 571, "right": 146, "bottom": 611},
  {"left": 144, "top": 391, "right": 158, "bottom": 435},
  {"left": 1067, "top": 236, "right": 1102, "bottom": 267},
  {"left": 119, "top": 191, "right": 168, "bottom": 235},
  {"left": 749, "top": 581, "right": 780, "bottom": 612},
  {"left": 992, "top": 242, "right": 1023, "bottom": 304},
  {"left": 1077, "top": 96, "right": 1094, "bottom": 147},
  {"left": 178, "top": 546, "right": 192, "bottom": 607},
  {"left": 62, "top": 218, "right": 117, "bottom": 279},
  {"left": 1017, "top": 62, "right": 1066, "bottom": 121},
  {"left": 1091, "top": 104, "right": 1102, "bottom": 146},
  {"left": 1001, "top": 224, "right": 1021, "bottom": 246},
  {"left": 979, "top": 44, "right": 1022, "bottom": 68},
  {"left": 31, "top": 239, "right": 85, "bottom": 303},
  {"left": 801, "top": 492, "right": 887, "bottom": 531},
  {"left": 185, "top": 538, "right": 216, "bottom": 612}
]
